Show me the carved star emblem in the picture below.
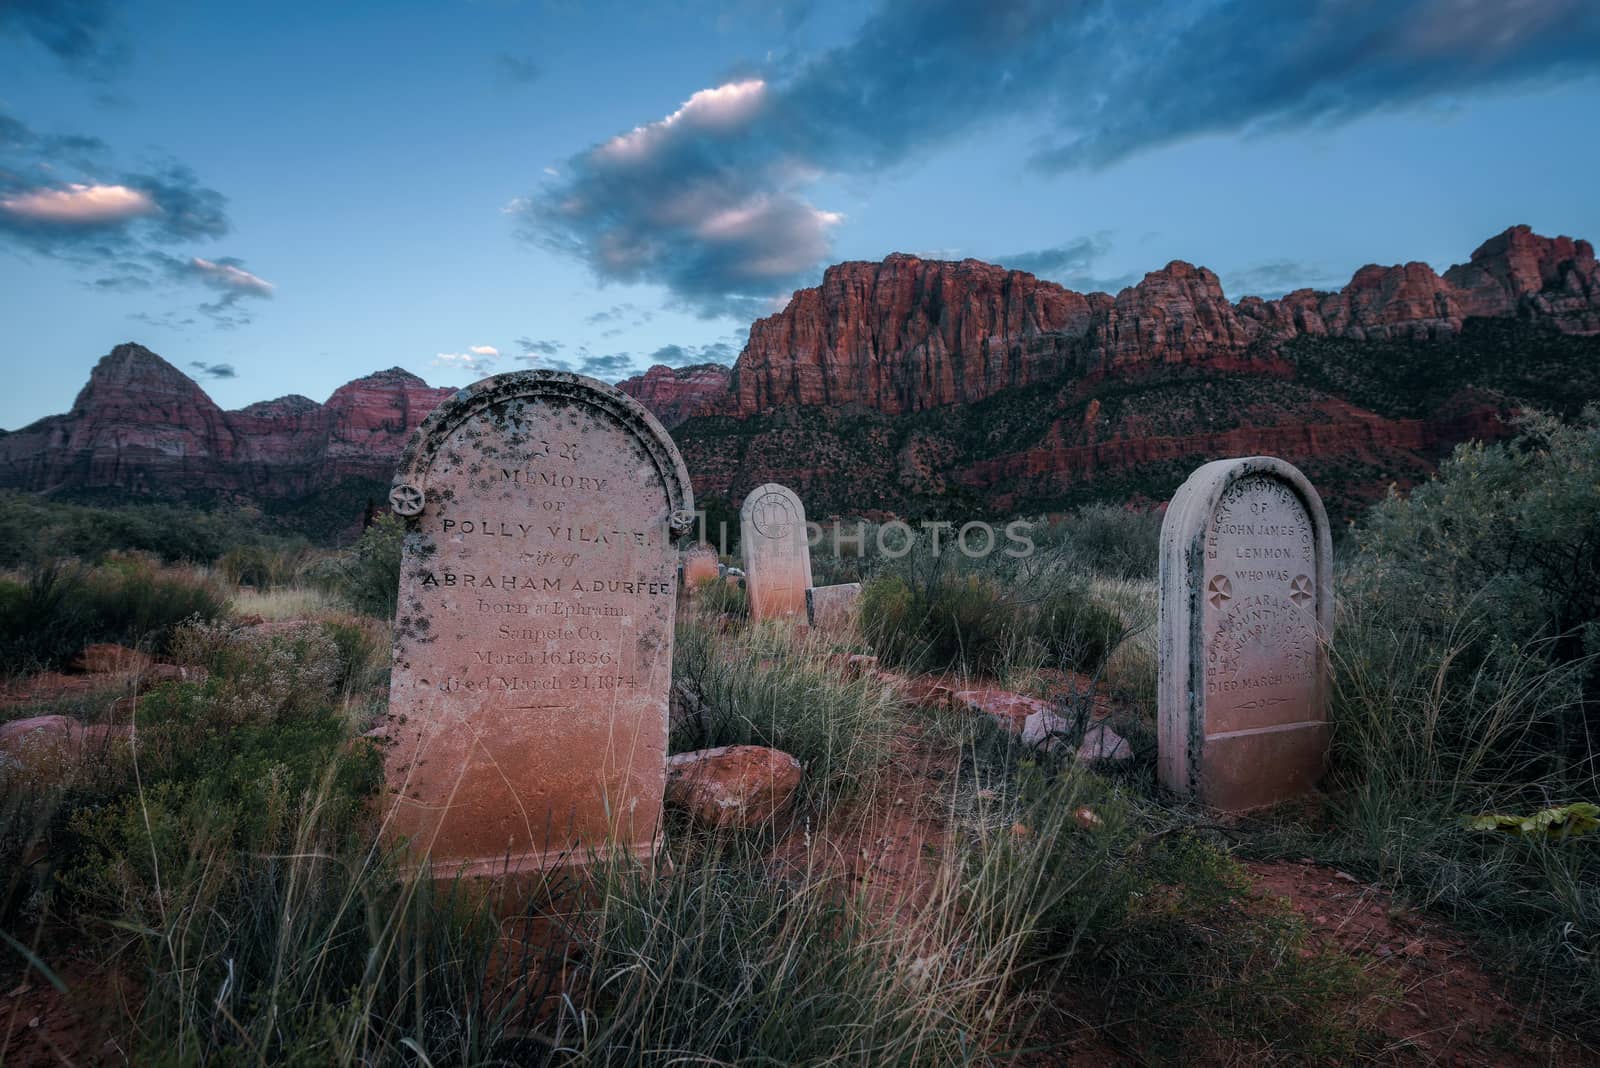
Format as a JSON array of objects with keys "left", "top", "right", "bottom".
[
  {"left": 1290, "top": 574, "right": 1314, "bottom": 605},
  {"left": 1207, "top": 575, "right": 1232, "bottom": 609}
]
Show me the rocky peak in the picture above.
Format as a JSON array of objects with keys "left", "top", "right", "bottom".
[{"left": 615, "top": 363, "right": 732, "bottom": 428}]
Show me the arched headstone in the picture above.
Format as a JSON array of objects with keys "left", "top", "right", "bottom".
[
  {"left": 383, "top": 370, "right": 694, "bottom": 876},
  {"left": 739, "top": 483, "right": 812, "bottom": 621},
  {"left": 1158, "top": 457, "right": 1333, "bottom": 811}
]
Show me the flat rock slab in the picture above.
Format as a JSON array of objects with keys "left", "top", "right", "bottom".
[
  {"left": 666, "top": 744, "right": 804, "bottom": 830},
  {"left": 807, "top": 582, "right": 862, "bottom": 629},
  {"left": 70, "top": 644, "right": 152, "bottom": 675}
]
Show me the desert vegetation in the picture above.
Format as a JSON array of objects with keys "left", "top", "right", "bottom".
[{"left": 1, "top": 410, "right": 1598, "bottom": 1063}]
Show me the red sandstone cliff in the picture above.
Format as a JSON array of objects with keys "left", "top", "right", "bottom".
[
  {"left": 2, "top": 226, "right": 1595, "bottom": 512},
  {"left": 614, "top": 363, "right": 731, "bottom": 428},
  {"left": 721, "top": 224, "right": 1598, "bottom": 417}
]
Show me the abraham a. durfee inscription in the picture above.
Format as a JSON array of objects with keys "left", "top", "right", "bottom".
[
  {"left": 1158, "top": 457, "right": 1332, "bottom": 812},
  {"left": 382, "top": 370, "right": 693, "bottom": 876}
]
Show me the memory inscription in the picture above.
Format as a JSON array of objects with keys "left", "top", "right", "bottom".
[
  {"left": 1158, "top": 457, "right": 1332, "bottom": 812},
  {"left": 382, "top": 370, "right": 693, "bottom": 877}
]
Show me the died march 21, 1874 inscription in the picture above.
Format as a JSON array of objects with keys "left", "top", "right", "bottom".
[
  {"left": 381, "top": 370, "right": 694, "bottom": 876},
  {"left": 1158, "top": 456, "right": 1333, "bottom": 812}
]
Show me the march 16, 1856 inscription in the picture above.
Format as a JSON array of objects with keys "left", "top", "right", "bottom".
[
  {"left": 740, "top": 483, "right": 813, "bottom": 622},
  {"left": 1157, "top": 457, "right": 1333, "bottom": 811},
  {"left": 382, "top": 370, "right": 694, "bottom": 876}
]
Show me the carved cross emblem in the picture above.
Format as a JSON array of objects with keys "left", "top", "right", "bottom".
[
  {"left": 1206, "top": 575, "right": 1232, "bottom": 609},
  {"left": 1290, "top": 574, "right": 1314, "bottom": 605}
]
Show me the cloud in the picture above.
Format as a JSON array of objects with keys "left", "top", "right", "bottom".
[
  {"left": 0, "top": 109, "right": 267, "bottom": 326},
  {"left": 0, "top": 182, "right": 155, "bottom": 224},
  {"left": 522, "top": 0, "right": 1600, "bottom": 317},
  {"left": 1220, "top": 260, "right": 1347, "bottom": 300},
  {"left": 578, "top": 353, "right": 636, "bottom": 379},
  {"left": 646, "top": 340, "right": 738, "bottom": 367},
  {"left": 433, "top": 343, "right": 505, "bottom": 378},
  {"left": 188, "top": 361, "right": 236, "bottom": 379},
  {"left": 996, "top": 234, "right": 1140, "bottom": 293},
  {"left": 0, "top": 0, "right": 122, "bottom": 74},
  {"left": 515, "top": 337, "right": 564, "bottom": 357},
  {"left": 495, "top": 52, "right": 541, "bottom": 86}
]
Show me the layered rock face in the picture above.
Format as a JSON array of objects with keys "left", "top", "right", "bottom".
[
  {"left": 614, "top": 363, "right": 731, "bottom": 428},
  {"left": 0, "top": 344, "right": 454, "bottom": 498},
  {"left": 720, "top": 225, "right": 1598, "bottom": 417},
  {"left": 3, "top": 226, "right": 1595, "bottom": 516}
]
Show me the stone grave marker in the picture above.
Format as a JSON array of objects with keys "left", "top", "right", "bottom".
[
  {"left": 1158, "top": 457, "right": 1332, "bottom": 811},
  {"left": 383, "top": 370, "right": 694, "bottom": 876},
  {"left": 681, "top": 544, "right": 720, "bottom": 592},
  {"left": 739, "top": 483, "right": 813, "bottom": 621},
  {"left": 806, "top": 582, "right": 861, "bottom": 630}
]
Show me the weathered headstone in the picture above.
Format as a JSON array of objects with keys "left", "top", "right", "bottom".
[
  {"left": 681, "top": 545, "right": 720, "bottom": 591},
  {"left": 1158, "top": 457, "right": 1332, "bottom": 811},
  {"left": 739, "top": 483, "right": 812, "bottom": 621},
  {"left": 383, "top": 370, "right": 694, "bottom": 876},
  {"left": 806, "top": 582, "right": 861, "bottom": 630}
]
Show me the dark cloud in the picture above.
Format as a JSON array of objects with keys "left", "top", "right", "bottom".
[
  {"left": 0, "top": 109, "right": 268, "bottom": 326},
  {"left": 0, "top": 0, "right": 123, "bottom": 74},
  {"left": 522, "top": 0, "right": 1600, "bottom": 317},
  {"left": 515, "top": 336, "right": 564, "bottom": 357},
  {"left": 188, "top": 361, "right": 236, "bottom": 379},
  {"left": 578, "top": 353, "right": 635, "bottom": 379},
  {"left": 995, "top": 234, "right": 1140, "bottom": 293},
  {"left": 647, "top": 340, "right": 737, "bottom": 367},
  {"left": 495, "top": 52, "right": 542, "bottom": 86},
  {"left": 1220, "top": 260, "right": 1347, "bottom": 300}
]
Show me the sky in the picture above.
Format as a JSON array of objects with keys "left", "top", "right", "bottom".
[{"left": 2, "top": 0, "right": 1598, "bottom": 429}]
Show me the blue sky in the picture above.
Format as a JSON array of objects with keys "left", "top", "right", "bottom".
[{"left": 2, "top": 0, "right": 1598, "bottom": 429}]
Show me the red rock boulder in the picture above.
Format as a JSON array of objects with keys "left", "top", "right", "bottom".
[{"left": 665, "top": 744, "right": 804, "bottom": 830}]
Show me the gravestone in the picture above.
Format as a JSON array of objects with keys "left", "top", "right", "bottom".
[
  {"left": 383, "top": 370, "right": 694, "bottom": 877},
  {"left": 739, "top": 483, "right": 812, "bottom": 621},
  {"left": 806, "top": 582, "right": 861, "bottom": 630},
  {"left": 681, "top": 545, "right": 720, "bottom": 591},
  {"left": 1158, "top": 457, "right": 1332, "bottom": 811}
]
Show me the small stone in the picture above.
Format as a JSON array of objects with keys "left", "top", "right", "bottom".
[
  {"left": 1075, "top": 723, "right": 1131, "bottom": 764},
  {"left": 1073, "top": 806, "right": 1103, "bottom": 830},
  {"left": 1334, "top": 870, "right": 1358, "bottom": 883},
  {"left": 1010, "top": 822, "right": 1030, "bottom": 838}
]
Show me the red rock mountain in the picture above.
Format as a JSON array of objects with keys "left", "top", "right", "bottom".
[
  {"left": 0, "top": 346, "right": 454, "bottom": 498},
  {"left": 4, "top": 225, "right": 1598, "bottom": 525}
]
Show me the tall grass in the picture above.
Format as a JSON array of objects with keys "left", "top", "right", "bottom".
[{"left": 671, "top": 616, "right": 896, "bottom": 805}]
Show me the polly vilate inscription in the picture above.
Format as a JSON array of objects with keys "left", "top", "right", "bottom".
[{"left": 383, "top": 372, "right": 692, "bottom": 879}]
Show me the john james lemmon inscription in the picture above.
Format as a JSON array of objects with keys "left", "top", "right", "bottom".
[
  {"left": 1158, "top": 457, "right": 1333, "bottom": 811},
  {"left": 382, "top": 370, "right": 694, "bottom": 876}
]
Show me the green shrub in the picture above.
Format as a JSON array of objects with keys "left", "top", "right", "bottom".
[
  {"left": 0, "top": 558, "right": 227, "bottom": 672},
  {"left": 1031, "top": 586, "right": 1126, "bottom": 675},
  {"left": 859, "top": 572, "right": 1021, "bottom": 674},
  {"left": 963, "top": 760, "right": 1378, "bottom": 1063},
  {"left": 325, "top": 513, "right": 404, "bottom": 618},
  {"left": 671, "top": 617, "right": 894, "bottom": 804}
]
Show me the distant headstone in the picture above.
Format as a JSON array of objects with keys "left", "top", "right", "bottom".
[
  {"left": 806, "top": 582, "right": 861, "bottom": 630},
  {"left": 739, "top": 483, "right": 813, "bottom": 621},
  {"left": 1158, "top": 457, "right": 1332, "bottom": 811},
  {"left": 681, "top": 545, "right": 720, "bottom": 591},
  {"left": 383, "top": 370, "right": 694, "bottom": 877}
]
